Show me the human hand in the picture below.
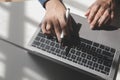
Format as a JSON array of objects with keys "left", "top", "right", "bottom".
[
  {"left": 41, "top": 0, "right": 72, "bottom": 42},
  {"left": 85, "top": 0, "right": 116, "bottom": 29}
]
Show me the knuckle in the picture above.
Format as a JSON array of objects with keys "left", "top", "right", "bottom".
[
  {"left": 91, "top": 23, "right": 94, "bottom": 26},
  {"left": 96, "top": 14, "right": 101, "bottom": 19},
  {"left": 53, "top": 16, "right": 58, "bottom": 21},
  {"left": 60, "top": 21, "right": 67, "bottom": 29},
  {"left": 91, "top": 22, "right": 96, "bottom": 26},
  {"left": 111, "top": 13, "right": 114, "bottom": 19},
  {"left": 105, "top": 11, "right": 110, "bottom": 17},
  {"left": 94, "top": 15, "right": 99, "bottom": 21},
  {"left": 111, "top": 15, "right": 114, "bottom": 19},
  {"left": 41, "top": 22, "right": 46, "bottom": 28},
  {"left": 107, "top": 8, "right": 111, "bottom": 13}
]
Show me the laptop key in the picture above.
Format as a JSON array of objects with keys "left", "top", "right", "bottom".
[
  {"left": 95, "top": 68, "right": 100, "bottom": 72},
  {"left": 105, "top": 46, "right": 110, "bottom": 51},
  {"left": 38, "top": 32, "right": 46, "bottom": 38},
  {"left": 40, "top": 38, "right": 45, "bottom": 43},
  {"left": 55, "top": 49, "right": 61, "bottom": 53},
  {"left": 45, "top": 40, "right": 50, "bottom": 45},
  {"left": 71, "top": 55, "right": 76, "bottom": 60},
  {"left": 77, "top": 57, "right": 82, "bottom": 62},
  {"left": 91, "top": 47, "right": 96, "bottom": 52},
  {"left": 81, "top": 43, "right": 86, "bottom": 48},
  {"left": 50, "top": 47, "right": 56, "bottom": 52},
  {"left": 87, "top": 55, "right": 92, "bottom": 60},
  {"left": 61, "top": 51, "right": 66, "bottom": 56},
  {"left": 40, "top": 43, "right": 45, "bottom": 48},
  {"left": 55, "top": 43, "right": 60, "bottom": 48},
  {"left": 100, "top": 45, "right": 105, "bottom": 49},
  {"left": 81, "top": 53, "right": 86, "bottom": 58},
  {"left": 40, "top": 43, "right": 46, "bottom": 50},
  {"left": 110, "top": 48, "right": 116, "bottom": 53},
  {"left": 92, "top": 57, "right": 97, "bottom": 62},
  {"left": 93, "top": 63, "right": 98, "bottom": 68},
  {"left": 50, "top": 41, "right": 55, "bottom": 46},
  {"left": 86, "top": 45, "right": 91, "bottom": 53},
  {"left": 102, "top": 50, "right": 114, "bottom": 57},
  {"left": 70, "top": 49, "right": 76, "bottom": 54},
  {"left": 93, "top": 42, "right": 99, "bottom": 47},
  {"left": 60, "top": 45, "right": 65, "bottom": 50},
  {"left": 73, "top": 59, "right": 77, "bottom": 63},
  {"left": 96, "top": 49, "right": 102, "bottom": 54},
  {"left": 82, "top": 59, "right": 87, "bottom": 64},
  {"left": 80, "top": 38, "right": 92, "bottom": 45},
  {"left": 35, "top": 37, "right": 40, "bottom": 41},
  {"left": 98, "top": 59, "right": 103, "bottom": 64},
  {"left": 76, "top": 51, "right": 81, "bottom": 56},
  {"left": 97, "top": 54, "right": 103, "bottom": 58},
  {"left": 105, "top": 67, "right": 110, "bottom": 73},
  {"left": 87, "top": 61, "right": 93, "bottom": 66},
  {"left": 81, "top": 47, "right": 87, "bottom": 52},
  {"left": 99, "top": 65, "right": 104, "bottom": 70},
  {"left": 32, "top": 41, "right": 40, "bottom": 47},
  {"left": 103, "top": 56, "right": 113, "bottom": 61},
  {"left": 76, "top": 45, "right": 82, "bottom": 51},
  {"left": 45, "top": 45, "right": 50, "bottom": 50},
  {"left": 103, "top": 61, "right": 112, "bottom": 67},
  {"left": 101, "top": 71, "right": 106, "bottom": 74},
  {"left": 67, "top": 53, "right": 71, "bottom": 57}
]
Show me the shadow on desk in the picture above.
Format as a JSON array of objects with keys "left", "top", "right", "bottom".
[
  {"left": 93, "top": 25, "right": 120, "bottom": 31},
  {"left": 29, "top": 53, "right": 97, "bottom": 80}
]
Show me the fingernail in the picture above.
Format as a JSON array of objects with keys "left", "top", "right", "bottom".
[
  {"left": 85, "top": 13, "right": 87, "bottom": 16},
  {"left": 88, "top": 20, "right": 90, "bottom": 23},
  {"left": 99, "top": 24, "right": 101, "bottom": 27},
  {"left": 90, "top": 25, "right": 93, "bottom": 29}
]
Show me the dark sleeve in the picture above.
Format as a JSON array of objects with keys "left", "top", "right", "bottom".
[
  {"left": 116, "top": 0, "right": 120, "bottom": 4},
  {"left": 39, "top": 0, "right": 48, "bottom": 8}
]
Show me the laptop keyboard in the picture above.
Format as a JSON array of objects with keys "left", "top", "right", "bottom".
[{"left": 31, "top": 32, "right": 116, "bottom": 75}]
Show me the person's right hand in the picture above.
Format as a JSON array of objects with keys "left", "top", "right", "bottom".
[
  {"left": 41, "top": 0, "right": 72, "bottom": 42},
  {"left": 85, "top": 0, "right": 116, "bottom": 29}
]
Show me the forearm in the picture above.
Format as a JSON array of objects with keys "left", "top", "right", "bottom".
[
  {"left": 116, "top": 0, "right": 120, "bottom": 4},
  {"left": 39, "top": 0, "right": 62, "bottom": 8},
  {"left": 45, "top": 0, "right": 64, "bottom": 10}
]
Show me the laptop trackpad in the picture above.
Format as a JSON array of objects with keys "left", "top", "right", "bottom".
[{"left": 71, "top": 13, "right": 120, "bottom": 49}]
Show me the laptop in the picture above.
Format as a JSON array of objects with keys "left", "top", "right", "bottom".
[{"left": 26, "top": 13, "right": 120, "bottom": 80}]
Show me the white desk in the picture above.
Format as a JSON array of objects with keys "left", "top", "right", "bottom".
[{"left": 0, "top": 0, "right": 120, "bottom": 80}]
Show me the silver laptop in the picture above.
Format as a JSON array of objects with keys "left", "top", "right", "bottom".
[{"left": 26, "top": 13, "right": 120, "bottom": 80}]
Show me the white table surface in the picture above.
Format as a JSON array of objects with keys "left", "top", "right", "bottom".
[{"left": 0, "top": 0, "right": 120, "bottom": 80}]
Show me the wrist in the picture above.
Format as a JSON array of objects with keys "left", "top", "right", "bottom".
[
  {"left": 45, "top": 0, "right": 62, "bottom": 10},
  {"left": 96, "top": 0, "right": 115, "bottom": 6}
]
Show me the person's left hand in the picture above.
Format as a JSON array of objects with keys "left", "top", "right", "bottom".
[{"left": 85, "top": 0, "right": 116, "bottom": 29}]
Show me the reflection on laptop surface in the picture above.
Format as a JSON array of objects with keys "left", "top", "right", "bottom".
[{"left": 27, "top": 13, "right": 120, "bottom": 80}]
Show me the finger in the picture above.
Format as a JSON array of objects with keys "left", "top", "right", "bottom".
[
  {"left": 99, "top": 15, "right": 110, "bottom": 27},
  {"left": 41, "top": 21, "right": 47, "bottom": 34},
  {"left": 46, "top": 22, "right": 52, "bottom": 34},
  {"left": 59, "top": 19, "right": 67, "bottom": 36},
  {"left": 111, "top": 11, "right": 114, "bottom": 20},
  {"left": 90, "top": 7, "right": 105, "bottom": 29},
  {"left": 53, "top": 19, "right": 61, "bottom": 42},
  {"left": 98, "top": 8, "right": 111, "bottom": 27},
  {"left": 85, "top": 8, "right": 91, "bottom": 17},
  {"left": 88, "top": 4, "right": 100, "bottom": 23},
  {"left": 85, "top": 3, "right": 94, "bottom": 17},
  {"left": 110, "top": 3, "right": 115, "bottom": 24},
  {"left": 104, "top": 17, "right": 111, "bottom": 25},
  {"left": 51, "top": 28, "right": 55, "bottom": 36}
]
